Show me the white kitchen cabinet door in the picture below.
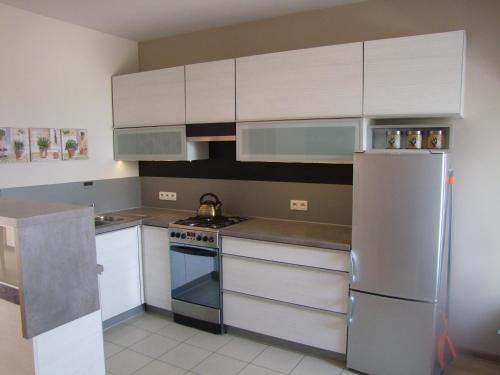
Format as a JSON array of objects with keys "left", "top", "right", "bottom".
[
  {"left": 236, "top": 43, "right": 363, "bottom": 121},
  {"left": 112, "top": 67, "right": 185, "bottom": 127},
  {"left": 223, "top": 255, "right": 349, "bottom": 313},
  {"left": 142, "top": 226, "right": 171, "bottom": 311},
  {"left": 222, "top": 237, "right": 350, "bottom": 272},
  {"left": 224, "top": 291, "right": 347, "bottom": 353},
  {"left": 96, "top": 227, "right": 142, "bottom": 321},
  {"left": 364, "top": 30, "right": 466, "bottom": 118},
  {"left": 186, "top": 59, "right": 235, "bottom": 123}
]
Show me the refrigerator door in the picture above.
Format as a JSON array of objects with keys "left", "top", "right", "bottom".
[
  {"left": 347, "top": 290, "right": 436, "bottom": 375},
  {"left": 352, "top": 152, "right": 447, "bottom": 302}
]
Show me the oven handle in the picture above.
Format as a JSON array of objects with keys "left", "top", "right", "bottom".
[{"left": 170, "top": 245, "right": 218, "bottom": 257}]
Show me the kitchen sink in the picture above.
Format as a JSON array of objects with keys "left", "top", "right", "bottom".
[{"left": 94, "top": 215, "right": 127, "bottom": 227}]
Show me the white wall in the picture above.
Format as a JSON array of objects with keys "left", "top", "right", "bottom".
[{"left": 0, "top": 4, "right": 139, "bottom": 189}]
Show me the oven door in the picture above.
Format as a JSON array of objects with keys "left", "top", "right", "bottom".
[{"left": 170, "top": 244, "right": 221, "bottom": 315}]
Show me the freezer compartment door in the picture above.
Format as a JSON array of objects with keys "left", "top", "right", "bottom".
[
  {"left": 347, "top": 291, "right": 436, "bottom": 375},
  {"left": 352, "top": 152, "right": 447, "bottom": 301}
]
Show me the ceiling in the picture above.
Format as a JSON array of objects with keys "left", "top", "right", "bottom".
[{"left": 0, "top": 0, "right": 367, "bottom": 41}]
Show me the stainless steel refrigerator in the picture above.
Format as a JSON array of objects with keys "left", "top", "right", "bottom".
[{"left": 347, "top": 151, "right": 450, "bottom": 375}]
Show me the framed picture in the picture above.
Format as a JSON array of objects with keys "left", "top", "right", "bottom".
[
  {"left": 61, "top": 128, "right": 88, "bottom": 160},
  {"left": 29, "top": 128, "right": 62, "bottom": 162},
  {"left": 0, "top": 127, "right": 30, "bottom": 163}
]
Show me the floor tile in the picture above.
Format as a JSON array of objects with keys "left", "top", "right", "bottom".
[
  {"left": 157, "top": 323, "right": 200, "bottom": 342},
  {"left": 105, "top": 349, "right": 152, "bottom": 375},
  {"left": 445, "top": 354, "right": 500, "bottom": 375},
  {"left": 129, "top": 313, "right": 172, "bottom": 332},
  {"left": 185, "top": 331, "right": 234, "bottom": 351},
  {"left": 252, "top": 346, "right": 304, "bottom": 374},
  {"left": 105, "top": 324, "right": 152, "bottom": 347},
  {"left": 104, "top": 340, "right": 125, "bottom": 358},
  {"left": 239, "top": 364, "right": 285, "bottom": 375},
  {"left": 191, "top": 353, "right": 247, "bottom": 375},
  {"left": 291, "top": 356, "right": 344, "bottom": 375},
  {"left": 159, "top": 343, "right": 212, "bottom": 370},
  {"left": 217, "top": 336, "right": 268, "bottom": 362},
  {"left": 133, "top": 360, "right": 187, "bottom": 375},
  {"left": 130, "top": 334, "right": 181, "bottom": 358}
]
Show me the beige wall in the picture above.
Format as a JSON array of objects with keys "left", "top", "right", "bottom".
[
  {"left": 139, "top": 0, "right": 500, "bottom": 357},
  {"left": 0, "top": 4, "right": 139, "bottom": 189}
]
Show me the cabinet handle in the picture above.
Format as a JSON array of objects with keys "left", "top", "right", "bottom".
[
  {"left": 97, "top": 264, "right": 104, "bottom": 275},
  {"left": 348, "top": 295, "right": 356, "bottom": 325}
]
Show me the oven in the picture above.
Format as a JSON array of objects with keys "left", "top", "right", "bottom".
[{"left": 169, "top": 228, "right": 223, "bottom": 333}]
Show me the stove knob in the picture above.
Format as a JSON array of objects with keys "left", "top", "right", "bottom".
[
  {"left": 175, "top": 232, "right": 180, "bottom": 238},
  {"left": 196, "top": 235, "right": 202, "bottom": 241},
  {"left": 170, "top": 232, "right": 176, "bottom": 238},
  {"left": 202, "top": 236, "right": 208, "bottom": 242},
  {"left": 208, "top": 237, "right": 214, "bottom": 243},
  {"left": 181, "top": 233, "right": 186, "bottom": 239}
]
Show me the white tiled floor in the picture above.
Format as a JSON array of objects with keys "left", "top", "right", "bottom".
[{"left": 104, "top": 312, "right": 500, "bottom": 375}]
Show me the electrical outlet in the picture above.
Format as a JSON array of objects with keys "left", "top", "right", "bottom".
[
  {"left": 290, "top": 200, "right": 308, "bottom": 211},
  {"left": 159, "top": 192, "right": 177, "bottom": 201}
]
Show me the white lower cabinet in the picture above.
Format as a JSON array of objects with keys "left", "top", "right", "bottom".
[
  {"left": 224, "top": 292, "right": 347, "bottom": 353},
  {"left": 96, "top": 226, "right": 142, "bottom": 321},
  {"left": 142, "top": 226, "right": 172, "bottom": 311},
  {"left": 223, "top": 255, "right": 349, "bottom": 313},
  {"left": 222, "top": 236, "right": 349, "bottom": 353}
]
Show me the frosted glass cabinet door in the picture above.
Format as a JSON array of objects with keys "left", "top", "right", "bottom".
[
  {"left": 114, "top": 126, "right": 186, "bottom": 161},
  {"left": 236, "top": 119, "right": 362, "bottom": 163}
]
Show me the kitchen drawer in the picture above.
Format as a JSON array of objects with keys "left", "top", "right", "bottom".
[
  {"left": 224, "top": 291, "right": 347, "bottom": 353},
  {"left": 221, "top": 236, "right": 350, "bottom": 272},
  {"left": 222, "top": 255, "right": 348, "bottom": 313}
]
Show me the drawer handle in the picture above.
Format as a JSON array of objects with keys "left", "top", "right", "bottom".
[{"left": 97, "top": 264, "right": 104, "bottom": 275}]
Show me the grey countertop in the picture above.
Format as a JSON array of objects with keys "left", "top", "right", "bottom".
[
  {"left": 97, "top": 206, "right": 351, "bottom": 251},
  {"left": 220, "top": 217, "right": 351, "bottom": 251},
  {"left": 94, "top": 207, "right": 194, "bottom": 235}
]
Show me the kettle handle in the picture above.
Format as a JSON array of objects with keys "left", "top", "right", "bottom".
[{"left": 199, "top": 193, "right": 222, "bottom": 205}]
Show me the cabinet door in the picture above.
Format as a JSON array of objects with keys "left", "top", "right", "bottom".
[
  {"left": 364, "top": 30, "right": 465, "bottom": 118},
  {"left": 112, "top": 67, "right": 185, "bottom": 128},
  {"left": 236, "top": 43, "right": 363, "bottom": 121},
  {"left": 96, "top": 227, "right": 142, "bottom": 321},
  {"left": 142, "top": 226, "right": 171, "bottom": 311},
  {"left": 224, "top": 291, "right": 347, "bottom": 353},
  {"left": 186, "top": 59, "right": 235, "bottom": 123},
  {"left": 237, "top": 119, "right": 362, "bottom": 163},
  {"left": 114, "top": 126, "right": 186, "bottom": 161},
  {"left": 223, "top": 255, "right": 349, "bottom": 313}
]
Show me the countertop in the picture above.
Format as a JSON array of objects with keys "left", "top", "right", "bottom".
[
  {"left": 220, "top": 218, "right": 351, "bottom": 251},
  {"left": 97, "top": 206, "right": 351, "bottom": 251}
]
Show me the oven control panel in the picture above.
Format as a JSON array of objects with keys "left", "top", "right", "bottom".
[{"left": 168, "top": 228, "right": 219, "bottom": 248}]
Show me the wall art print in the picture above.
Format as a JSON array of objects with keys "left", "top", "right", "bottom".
[
  {"left": 29, "top": 128, "right": 62, "bottom": 162},
  {"left": 61, "top": 128, "right": 88, "bottom": 160},
  {"left": 0, "top": 127, "right": 30, "bottom": 163}
]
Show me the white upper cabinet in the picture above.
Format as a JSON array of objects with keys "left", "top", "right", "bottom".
[
  {"left": 236, "top": 43, "right": 363, "bottom": 121},
  {"left": 186, "top": 59, "right": 236, "bottom": 123},
  {"left": 363, "top": 30, "right": 466, "bottom": 118},
  {"left": 112, "top": 67, "right": 185, "bottom": 127}
]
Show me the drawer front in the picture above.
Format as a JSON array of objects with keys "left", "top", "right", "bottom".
[
  {"left": 224, "top": 291, "right": 347, "bottom": 353},
  {"left": 223, "top": 255, "right": 348, "bottom": 313},
  {"left": 222, "top": 236, "right": 350, "bottom": 272}
]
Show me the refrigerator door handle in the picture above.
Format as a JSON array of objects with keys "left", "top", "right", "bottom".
[
  {"left": 348, "top": 294, "right": 356, "bottom": 325},
  {"left": 350, "top": 251, "right": 357, "bottom": 284}
]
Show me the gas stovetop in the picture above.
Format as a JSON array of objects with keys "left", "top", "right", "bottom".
[
  {"left": 172, "top": 216, "right": 247, "bottom": 230},
  {"left": 169, "top": 216, "right": 247, "bottom": 248}
]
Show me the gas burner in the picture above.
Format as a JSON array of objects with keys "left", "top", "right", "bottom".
[{"left": 173, "top": 216, "right": 247, "bottom": 230}]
